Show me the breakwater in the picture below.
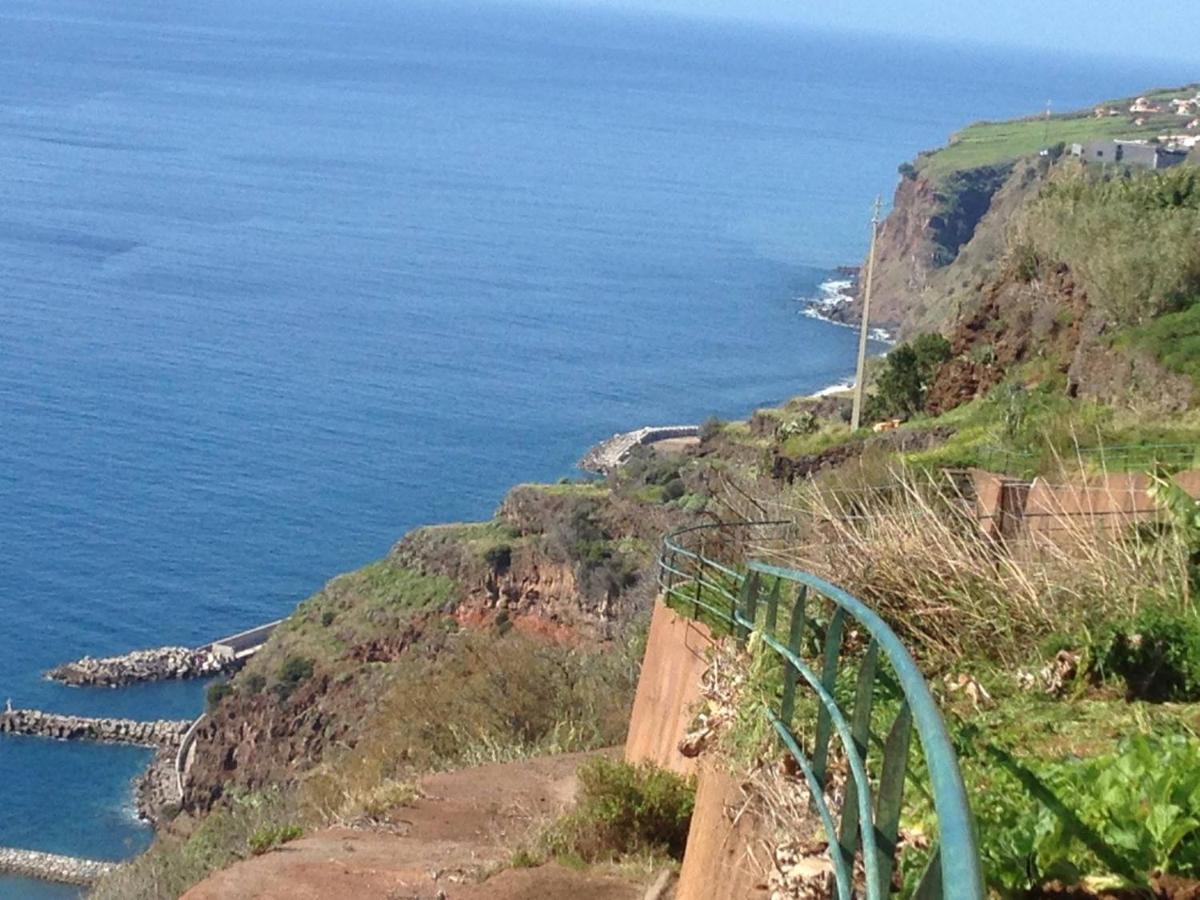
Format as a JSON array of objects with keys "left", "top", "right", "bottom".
[
  {"left": 47, "top": 645, "right": 230, "bottom": 687},
  {"left": 579, "top": 425, "right": 699, "bottom": 474},
  {"left": 46, "top": 619, "right": 282, "bottom": 687},
  {"left": 0, "top": 708, "right": 190, "bottom": 746},
  {"left": 0, "top": 847, "right": 115, "bottom": 886}
]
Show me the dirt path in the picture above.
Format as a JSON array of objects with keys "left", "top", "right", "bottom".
[{"left": 181, "top": 751, "right": 646, "bottom": 900}]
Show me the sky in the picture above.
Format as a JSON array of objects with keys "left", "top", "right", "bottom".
[{"left": 514, "top": 0, "right": 1199, "bottom": 66}]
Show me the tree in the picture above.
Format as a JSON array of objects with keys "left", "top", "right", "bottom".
[{"left": 871, "top": 333, "right": 951, "bottom": 420}]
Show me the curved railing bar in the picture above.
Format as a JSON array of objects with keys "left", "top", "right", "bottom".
[
  {"left": 659, "top": 520, "right": 984, "bottom": 899},
  {"left": 749, "top": 560, "right": 983, "bottom": 896},
  {"left": 658, "top": 556, "right": 883, "bottom": 893}
]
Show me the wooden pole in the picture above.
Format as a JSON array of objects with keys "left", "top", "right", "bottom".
[{"left": 851, "top": 196, "right": 882, "bottom": 431}]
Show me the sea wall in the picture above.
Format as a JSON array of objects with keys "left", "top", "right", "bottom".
[
  {"left": 0, "top": 709, "right": 190, "bottom": 747},
  {"left": 0, "top": 847, "right": 115, "bottom": 886}
]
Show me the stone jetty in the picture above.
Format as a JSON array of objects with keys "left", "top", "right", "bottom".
[
  {"left": 0, "top": 708, "right": 190, "bottom": 747},
  {"left": 580, "top": 425, "right": 700, "bottom": 474},
  {"left": 46, "top": 645, "right": 228, "bottom": 687},
  {"left": 0, "top": 847, "right": 115, "bottom": 885}
]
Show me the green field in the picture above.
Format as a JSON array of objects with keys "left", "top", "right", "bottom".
[{"left": 917, "top": 83, "right": 1199, "bottom": 179}]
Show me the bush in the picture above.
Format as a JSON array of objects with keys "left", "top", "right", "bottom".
[
  {"left": 246, "top": 823, "right": 303, "bottom": 856},
  {"left": 320, "top": 610, "right": 335, "bottom": 627},
  {"left": 206, "top": 681, "right": 234, "bottom": 710},
  {"left": 869, "top": 332, "right": 952, "bottom": 420},
  {"left": 483, "top": 543, "right": 512, "bottom": 573},
  {"left": 275, "top": 656, "right": 314, "bottom": 699},
  {"left": 661, "top": 477, "right": 686, "bottom": 503},
  {"left": 1015, "top": 165, "right": 1200, "bottom": 326},
  {"left": 241, "top": 672, "right": 266, "bottom": 695},
  {"left": 540, "top": 759, "right": 695, "bottom": 862},
  {"left": 698, "top": 416, "right": 724, "bottom": 442},
  {"left": 1093, "top": 608, "right": 1200, "bottom": 702}
]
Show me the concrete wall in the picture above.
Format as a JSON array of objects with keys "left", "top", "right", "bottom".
[
  {"left": 971, "top": 468, "right": 1200, "bottom": 539},
  {"left": 624, "top": 600, "right": 714, "bottom": 777},
  {"left": 675, "top": 762, "right": 770, "bottom": 900}
]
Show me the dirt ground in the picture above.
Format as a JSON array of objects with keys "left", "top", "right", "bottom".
[{"left": 181, "top": 751, "right": 647, "bottom": 900}]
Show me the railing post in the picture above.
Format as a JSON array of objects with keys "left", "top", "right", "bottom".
[
  {"left": 739, "top": 572, "right": 760, "bottom": 637},
  {"left": 764, "top": 577, "right": 782, "bottom": 638},
  {"left": 778, "top": 586, "right": 807, "bottom": 731},
  {"left": 837, "top": 639, "right": 879, "bottom": 871},
  {"left": 811, "top": 606, "right": 846, "bottom": 789}
]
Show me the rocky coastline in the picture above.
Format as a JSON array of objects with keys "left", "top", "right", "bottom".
[{"left": 46, "top": 645, "right": 232, "bottom": 687}]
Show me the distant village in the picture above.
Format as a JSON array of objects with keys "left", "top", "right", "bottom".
[{"left": 1072, "top": 88, "right": 1200, "bottom": 170}]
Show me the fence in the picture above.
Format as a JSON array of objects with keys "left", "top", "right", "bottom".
[
  {"left": 658, "top": 522, "right": 983, "bottom": 900},
  {"left": 978, "top": 443, "right": 1200, "bottom": 478}
]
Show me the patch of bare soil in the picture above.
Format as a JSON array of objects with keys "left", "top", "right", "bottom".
[{"left": 181, "top": 750, "right": 643, "bottom": 900}]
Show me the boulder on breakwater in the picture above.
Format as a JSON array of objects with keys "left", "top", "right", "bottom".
[
  {"left": 46, "top": 645, "right": 229, "bottom": 687},
  {"left": 0, "top": 847, "right": 116, "bottom": 886},
  {"left": 0, "top": 708, "right": 190, "bottom": 747}
]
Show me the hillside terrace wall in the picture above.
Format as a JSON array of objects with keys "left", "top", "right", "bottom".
[{"left": 624, "top": 599, "right": 714, "bottom": 777}]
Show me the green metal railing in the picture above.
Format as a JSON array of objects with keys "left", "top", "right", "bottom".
[{"left": 658, "top": 522, "right": 983, "bottom": 900}]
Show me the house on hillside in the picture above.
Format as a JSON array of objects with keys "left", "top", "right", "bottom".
[
  {"left": 1070, "top": 139, "right": 1189, "bottom": 170},
  {"left": 1130, "top": 96, "right": 1163, "bottom": 114}
]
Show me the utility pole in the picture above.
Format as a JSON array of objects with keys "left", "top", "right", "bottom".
[{"left": 850, "top": 196, "right": 882, "bottom": 432}]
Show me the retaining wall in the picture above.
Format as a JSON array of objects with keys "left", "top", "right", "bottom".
[
  {"left": 623, "top": 599, "right": 714, "bottom": 776},
  {"left": 675, "top": 762, "right": 770, "bottom": 900}
]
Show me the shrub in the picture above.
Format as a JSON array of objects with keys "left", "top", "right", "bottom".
[
  {"left": 246, "top": 824, "right": 303, "bottom": 856},
  {"left": 241, "top": 672, "right": 267, "bottom": 695},
  {"left": 540, "top": 759, "right": 695, "bottom": 862},
  {"left": 698, "top": 416, "right": 724, "bottom": 442},
  {"left": 320, "top": 610, "right": 335, "bottom": 627},
  {"left": 206, "top": 681, "right": 234, "bottom": 710},
  {"left": 483, "top": 543, "right": 512, "bottom": 573},
  {"left": 275, "top": 656, "right": 315, "bottom": 699},
  {"left": 1093, "top": 608, "right": 1200, "bottom": 702},
  {"left": 1015, "top": 165, "right": 1200, "bottom": 326},
  {"left": 869, "top": 333, "right": 951, "bottom": 420},
  {"left": 661, "top": 477, "right": 686, "bottom": 503}
]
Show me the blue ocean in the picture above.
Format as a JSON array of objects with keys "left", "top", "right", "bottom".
[{"left": 0, "top": 1, "right": 1192, "bottom": 895}]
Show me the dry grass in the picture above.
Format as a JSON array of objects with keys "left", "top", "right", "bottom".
[{"left": 730, "top": 466, "right": 1190, "bottom": 665}]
